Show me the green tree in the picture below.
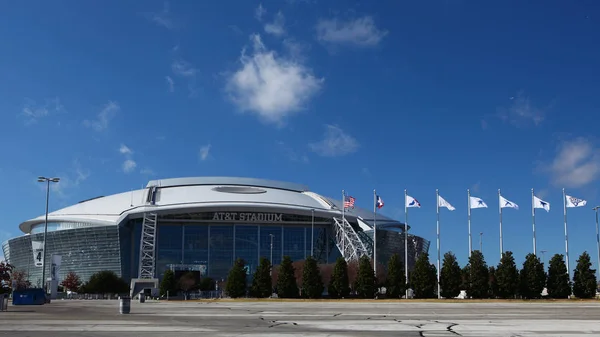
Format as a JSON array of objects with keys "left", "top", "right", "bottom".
[
  {"left": 467, "top": 250, "right": 489, "bottom": 299},
  {"left": 355, "top": 255, "right": 376, "bottom": 298},
  {"left": 573, "top": 251, "right": 597, "bottom": 299},
  {"left": 160, "top": 269, "right": 177, "bottom": 297},
  {"left": 385, "top": 253, "right": 406, "bottom": 299},
  {"left": 328, "top": 257, "right": 350, "bottom": 299},
  {"left": 277, "top": 256, "right": 299, "bottom": 298},
  {"left": 225, "top": 258, "right": 247, "bottom": 298},
  {"left": 440, "top": 252, "right": 461, "bottom": 299},
  {"left": 460, "top": 265, "right": 471, "bottom": 296},
  {"left": 546, "top": 254, "right": 571, "bottom": 299},
  {"left": 302, "top": 256, "right": 324, "bottom": 299},
  {"left": 250, "top": 257, "right": 272, "bottom": 298},
  {"left": 519, "top": 253, "right": 546, "bottom": 299},
  {"left": 488, "top": 266, "right": 498, "bottom": 298},
  {"left": 495, "top": 251, "right": 519, "bottom": 299},
  {"left": 410, "top": 252, "right": 437, "bottom": 299},
  {"left": 198, "top": 277, "right": 215, "bottom": 291},
  {"left": 83, "top": 271, "right": 129, "bottom": 294}
]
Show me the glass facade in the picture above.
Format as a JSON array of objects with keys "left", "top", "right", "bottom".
[{"left": 2, "top": 214, "right": 430, "bottom": 285}]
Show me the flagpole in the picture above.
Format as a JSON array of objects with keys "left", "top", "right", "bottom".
[
  {"left": 436, "top": 189, "right": 441, "bottom": 299},
  {"left": 373, "top": 189, "right": 377, "bottom": 275},
  {"left": 467, "top": 189, "right": 472, "bottom": 258},
  {"left": 342, "top": 189, "right": 346, "bottom": 258},
  {"left": 498, "top": 189, "right": 503, "bottom": 259},
  {"left": 404, "top": 189, "right": 409, "bottom": 299},
  {"left": 563, "top": 188, "right": 570, "bottom": 275},
  {"left": 532, "top": 188, "right": 536, "bottom": 256}
]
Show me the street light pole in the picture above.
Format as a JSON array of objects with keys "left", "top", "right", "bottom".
[
  {"left": 311, "top": 209, "right": 314, "bottom": 257},
  {"left": 37, "top": 176, "right": 60, "bottom": 294},
  {"left": 593, "top": 206, "right": 600, "bottom": 280},
  {"left": 269, "top": 234, "right": 274, "bottom": 275},
  {"left": 479, "top": 232, "right": 483, "bottom": 252}
]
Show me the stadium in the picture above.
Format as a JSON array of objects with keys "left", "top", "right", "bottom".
[{"left": 2, "top": 177, "right": 430, "bottom": 295}]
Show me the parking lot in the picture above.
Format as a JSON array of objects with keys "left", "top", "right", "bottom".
[{"left": 0, "top": 299, "right": 599, "bottom": 336}]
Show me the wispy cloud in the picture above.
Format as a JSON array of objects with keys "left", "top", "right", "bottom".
[
  {"left": 199, "top": 144, "right": 211, "bottom": 161},
  {"left": 122, "top": 159, "right": 137, "bottom": 173},
  {"left": 145, "top": 1, "right": 174, "bottom": 30},
  {"left": 140, "top": 168, "right": 156, "bottom": 176},
  {"left": 118, "top": 144, "right": 137, "bottom": 174},
  {"left": 309, "top": 124, "right": 359, "bottom": 157},
  {"left": 46, "top": 159, "right": 91, "bottom": 199},
  {"left": 496, "top": 91, "right": 546, "bottom": 127},
  {"left": 540, "top": 137, "right": 600, "bottom": 188},
  {"left": 21, "top": 97, "right": 65, "bottom": 124},
  {"left": 264, "top": 12, "right": 286, "bottom": 37},
  {"left": 165, "top": 76, "right": 175, "bottom": 92},
  {"left": 119, "top": 144, "right": 133, "bottom": 155},
  {"left": 316, "top": 16, "right": 388, "bottom": 47},
  {"left": 170, "top": 55, "right": 199, "bottom": 97},
  {"left": 255, "top": 3, "right": 267, "bottom": 21},
  {"left": 83, "top": 101, "right": 120, "bottom": 132},
  {"left": 225, "top": 34, "right": 323, "bottom": 125},
  {"left": 277, "top": 141, "right": 309, "bottom": 163}
]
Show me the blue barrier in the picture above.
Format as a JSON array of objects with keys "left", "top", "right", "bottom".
[{"left": 12, "top": 288, "right": 46, "bottom": 305}]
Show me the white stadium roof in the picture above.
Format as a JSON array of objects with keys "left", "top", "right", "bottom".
[{"left": 19, "top": 177, "right": 402, "bottom": 234}]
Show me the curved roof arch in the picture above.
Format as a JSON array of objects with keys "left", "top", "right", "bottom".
[{"left": 18, "top": 176, "right": 404, "bottom": 234}]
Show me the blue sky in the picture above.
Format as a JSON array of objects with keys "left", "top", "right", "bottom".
[{"left": 1, "top": 1, "right": 600, "bottom": 271}]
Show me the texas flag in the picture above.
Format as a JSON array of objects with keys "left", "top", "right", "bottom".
[
  {"left": 376, "top": 195, "right": 384, "bottom": 209},
  {"left": 406, "top": 195, "right": 421, "bottom": 208}
]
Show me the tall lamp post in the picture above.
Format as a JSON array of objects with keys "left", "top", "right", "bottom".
[
  {"left": 37, "top": 176, "right": 60, "bottom": 293},
  {"left": 593, "top": 206, "right": 600, "bottom": 280},
  {"left": 269, "top": 234, "right": 274, "bottom": 275},
  {"left": 479, "top": 232, "right": 483, "bottom": 252}
]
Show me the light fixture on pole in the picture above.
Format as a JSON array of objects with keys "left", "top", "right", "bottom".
[
  {"left": 540, "top": 250, "right": 547, "bottom": 264},
  {"left": 37, "top": 176, "right": 60, "bottom": 294},
  {"left": 269, "top": 234, "right": 274, "bottom": 275},
  {"left": 593, "top": 206, "right": 600, "bottom": 281}
]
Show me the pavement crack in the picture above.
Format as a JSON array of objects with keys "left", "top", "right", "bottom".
[
  {"left": 333, "top": 313, "right": 342, "bottom": 317},
  {"left": 446, "top": 323, "right": 461, "bottom": 336},
  {"left": 268, "top": 322, "right": 288, "bottom": 328}
]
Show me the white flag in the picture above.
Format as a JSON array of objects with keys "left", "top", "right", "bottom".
[
  {"left": 566, "top": 195, "right": 587, "bottom": 208},
  {"left": 499, "top": 195, "right": 519, "bottom": 210},
  {"left": 438, "top": 195, "right": 456, "bottom": 211},
  {"left": 469, "top": 196, "right": 488, "bottom": 209},
  {"left": 406, "top": 195, "right": 421, "bottom": 208},
  {"left": 533, "top": 196, "right": 550, "bottom": 212}
]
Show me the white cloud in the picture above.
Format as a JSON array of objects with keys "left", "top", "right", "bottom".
[
  {"left": 225, "top": 34, "right": 323, "bottom": 124},
  {"left": 146, "top": 1, "right": 174, "bottom": 30},
  {"left": 199, "top": 144, "right": 211, "bottom": 161},
  {"left": 21, "top": 97, "right": 64, "bottom": 124},
  {"left": 165, "top": 76, "right": 175, "bottom": 92},
  {"left": 497, "top": 91, "right": 545, "bottom": 127},
  {"left": 316, "top": 16, "right": 388, "bottom": 47},
  {"left": 264, "top": 12, "right": 286, "bottom": 37},
  {"left": 255, "top": 3, "right": 266, "bottom": 21},
  {"left": 47, "top": 160, "right": 90, "bottom": 199},
  {"left": 309, "top": 124, "right": 359, "bottom": 157},
  {"left": 122, "top": 159, "right": 137, "bottom": 173},
  {"left": 544, "top": 137, "right": 600, "bottom": 188},
  {"left": 119, "top": 144, "right": 133, "bottom": 155},
  {"left": 83, "top": 101, "right": 120, "bottom": 132},
  {"left": 140, "top": 168, "right": 156, "bottom": 176},
  {"left": 171, "top": 59, "right": 197, "bottom": 78},
  {"left": 277, "top": 141, "right": 309, "bottom": 163}
]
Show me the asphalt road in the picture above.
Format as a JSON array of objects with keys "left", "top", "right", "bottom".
[{"left": 0, "top": 299, "right": 599, "bottom": 336}]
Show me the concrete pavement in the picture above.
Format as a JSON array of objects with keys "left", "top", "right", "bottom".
[{"left": 0, "top": 299, "right": 599, "bottom": 336}]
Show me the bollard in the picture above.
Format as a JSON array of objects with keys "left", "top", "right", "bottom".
[
  {"left": 0, "top": 294, "right": 7, "bottom": 312},
  {"left": 119, "top": 296, "right": 131, "bottom": 314},
  {"left": 139, "top": 293, "right": 145, "bottom": 303}
]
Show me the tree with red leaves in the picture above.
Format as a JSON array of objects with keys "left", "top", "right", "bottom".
[
  {"left": 0, "top": 261, "right": 13, "bottom": 293},
  {"left": 11, "top": 270, "right": 31, "bottom": 290},
  {"left": 61, "top": 271, "right": 82, "bottom": 292}
]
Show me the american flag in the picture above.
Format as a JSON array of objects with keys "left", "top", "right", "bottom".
[{"left": 344, "top": 195, "right": 356, "bottom": 209}]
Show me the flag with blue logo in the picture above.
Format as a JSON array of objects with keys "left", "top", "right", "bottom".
[
  {"left": 469, "top": 196, "right": 488, "bottom": 209},
  {"left": 499, "top": 195, "right": 519, "bottom": 210},
  {"left": 406, "top": 195, "right": 421, "bottom": 208},
  {"left": 566, "top": 195, "right": 586, "bottom": 208},
  {"left": 533, "top": 196, "right": 550, "bottom": 212}
]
